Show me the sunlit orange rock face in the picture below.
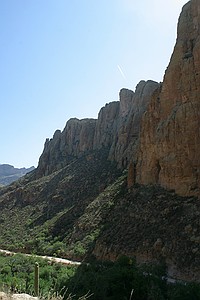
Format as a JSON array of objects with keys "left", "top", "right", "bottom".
[{"left": 137, "top": 0, "right": 200, "bottom": 197}]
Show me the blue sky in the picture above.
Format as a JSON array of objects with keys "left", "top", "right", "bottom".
[{"left": 0, "top": 0, "right": 188, "bottom": 168}]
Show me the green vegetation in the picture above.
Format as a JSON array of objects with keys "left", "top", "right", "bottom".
[
  {"left": 0, "top": 166, "right": 127, "bottom": 260},
  {"left": 0, "top": 150, "right": 123, "bottom": 260},
  {"left": 0, "top": 150, "right": 200, "bottom": 299},
  {"left": 0, "top": 253, "right": 77, "bottom": 297},
  {"left": 0, "top": 253, "right": 200, "bottom": 300}
]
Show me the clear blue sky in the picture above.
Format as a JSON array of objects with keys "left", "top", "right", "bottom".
[{"left": 0, "top": 0, "right": 188, "bottom": 168}]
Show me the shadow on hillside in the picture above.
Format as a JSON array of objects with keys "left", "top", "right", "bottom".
[{"left": 56, "top": 255, "right": 200, "bottom": 300}]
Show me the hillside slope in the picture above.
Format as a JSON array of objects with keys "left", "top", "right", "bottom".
[{"left": 0, "top": 149, "right": 121, "bottom": 255}]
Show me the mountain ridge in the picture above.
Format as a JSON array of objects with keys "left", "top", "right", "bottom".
[
  {"left": 36, "top": 80, "right": 159, "bottom": 178},
  {"left": 0, "top": 164, "right": 35, "bottom": 186}
]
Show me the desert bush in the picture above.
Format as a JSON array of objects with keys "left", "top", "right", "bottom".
[{"left": 1, "top": 253, "right": 200, "bottom": 300}]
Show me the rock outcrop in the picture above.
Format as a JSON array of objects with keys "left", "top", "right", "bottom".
[
  {"left": 37, "top": 118, "right": 97, "bottom": 176},
  {"left": 0, "top": 292, "right": 38, "bottom": 300},
  {"left": 37, "top": 0, "right": 200, "bottom": 198},
  {"left": 108, "top": 81, "right": 159, "bottom": 168},
  {"left": 137, "top": 0, "right": 200, "bottom": 197},
  {"left": 37, "top": 81, "right": 158, "bottom": 177}
]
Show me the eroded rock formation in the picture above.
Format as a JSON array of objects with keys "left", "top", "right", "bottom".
[
  {"left": 37, "top": 81, "right": 158, "bottom": 176},
  {"left": 37, "top": 118, "right": 97, "bottom": 176},
  {"left": 109, "top": 80, "right": 159, "bottom": 168},
  {"left": 137, "top": 0, "right": 200, "bottom": 197}
]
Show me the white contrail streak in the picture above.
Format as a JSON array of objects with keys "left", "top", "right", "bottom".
[{"left": 117, "top": 64, "right": 126, "bottom": 79}]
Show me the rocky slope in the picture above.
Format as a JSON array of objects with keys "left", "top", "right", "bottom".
[
  {"left": 0, "top": 149, "right": 121, "bottom": 252},
  {"left": 0, "top": 171, "right": 199, "bottom": 281},
  {"left": 92, "top": 183, "right": 200, "bottom": 282},
  {"left": 136, "top": 0, "right": 200, "bottom": 197},
  {"left": 0, "top": 164, "right": 34, "bottom": 186}
]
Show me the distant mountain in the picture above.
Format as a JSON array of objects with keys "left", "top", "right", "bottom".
[{"left": 0, "top": 164, "right": 35, "bottom": 186}]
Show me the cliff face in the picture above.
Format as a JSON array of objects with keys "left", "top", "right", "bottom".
[
  {"left": 37, "top": 81, "right": 158, "bottom": 177},
  {"left": 37, "top": 118, "right": 97, "bottom": 176},
  {"left": 137, "top": 0, "right": 200, "bottom": 197},
  {"left": 109, "top": 81, "right": 159, "bottom": 168},
  {"left": 93, "top": 80, "right": 159, "bottom": 168},
  {"left": 37, "top": 0, "right": 200, "bottom": 198}
]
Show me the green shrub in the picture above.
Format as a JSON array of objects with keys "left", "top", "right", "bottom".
[{"left": 1, "top": 253, "right": 200, "bottom": 300}]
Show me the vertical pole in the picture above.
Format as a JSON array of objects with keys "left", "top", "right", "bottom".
[{"left": 34, "top": 262, "right": 39, "bottom": 297}]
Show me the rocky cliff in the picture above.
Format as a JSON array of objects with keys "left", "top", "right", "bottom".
[
  {"left": 37, "top": 0, "right": 200, "bottom": 198},
  {"left": 37, "top": 118, "right": 97, "bottom": 176},
  {"left": 137, "top": 0, "right": 200, "bottom": 197},
  {"left": 37, "top": 80, "right": 158, "bottom": 177}
]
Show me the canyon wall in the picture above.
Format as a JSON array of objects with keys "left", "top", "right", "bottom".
[
  {"left": 37, "top": 81, "right": 158, "bottom": 176},
  {"left": 137, "top": 0, "right": 200, "bottom": 197},
  {"left": 37, "top": 0, "right": 200, "bottom": 198}
]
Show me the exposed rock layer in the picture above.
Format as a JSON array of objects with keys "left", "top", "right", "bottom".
[
  {"left": 37, "top": 81, "right": 158, "bottom": 176},
  {"left": 137, "top": 0, "right": 200, "bottom": 197}
]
